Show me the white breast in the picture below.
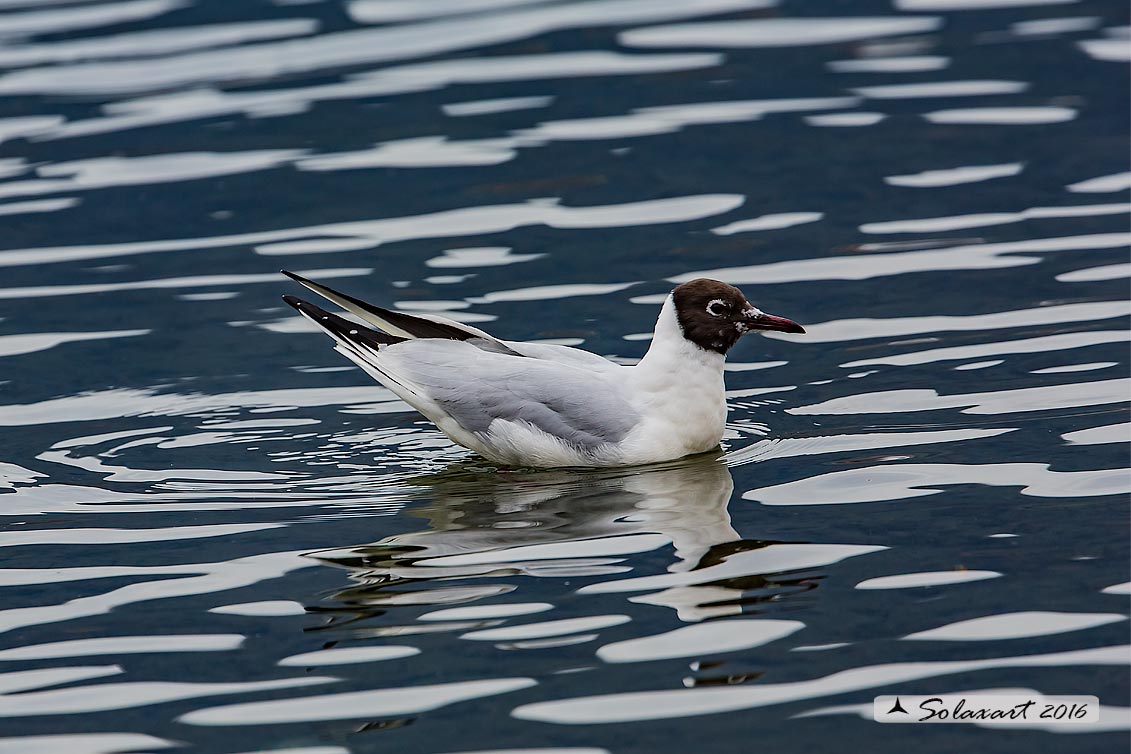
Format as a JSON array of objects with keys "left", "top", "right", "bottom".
[{"left": 617, "top": 296, "right": 728, "bottom": 465}]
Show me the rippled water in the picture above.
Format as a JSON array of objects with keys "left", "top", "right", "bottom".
[{"left": 0, "top": 0, "right": 1128, "bottom": 752}]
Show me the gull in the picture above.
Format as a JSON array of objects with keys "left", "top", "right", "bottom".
[{"left": 281, "top": 271, "right": 804, "bottom": 468}]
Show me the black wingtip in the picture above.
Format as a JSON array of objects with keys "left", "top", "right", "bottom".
[
  {"left": 281, "top": 269, "right": 339, "bottom": 297},
  {"left": 284, "top": 294, "right": 405, "bottom": 348}
]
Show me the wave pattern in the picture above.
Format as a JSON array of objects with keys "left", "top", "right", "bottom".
[{"left": 0, "top": 0, "right": 1127, "bottom": 752}]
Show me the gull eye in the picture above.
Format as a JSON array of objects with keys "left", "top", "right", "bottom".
[{"left": 706, "top": 299, "right": 729, "bottom": 317}]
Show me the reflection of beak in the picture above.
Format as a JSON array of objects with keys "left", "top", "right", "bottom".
[{"left": 744, "top": 309, "right": 805, "bottom": 334}]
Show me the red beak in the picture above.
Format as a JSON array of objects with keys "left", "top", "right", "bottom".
[{"left": 748, "top": 311, "right": 805, "bottom": 334}]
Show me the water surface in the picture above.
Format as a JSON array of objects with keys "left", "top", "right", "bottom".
[{"left": 0, "top": 1, "right": 1128, "bottom": 753}]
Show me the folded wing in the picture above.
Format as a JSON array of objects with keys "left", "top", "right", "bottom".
[
  {"left": 379, "top": 339, "right": 640, "bottom": 451},
  {"left": 284, "top": 293, "right": 639, "bottom": 455}
]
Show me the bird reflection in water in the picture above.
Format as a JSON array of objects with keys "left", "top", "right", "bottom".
[{"left": 305, "top": 453, "right": 823, "bottom": 637}]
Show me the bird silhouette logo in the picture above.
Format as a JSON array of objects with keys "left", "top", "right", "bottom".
[{"left": 887, "top": 697, "right": 910, "bottom": 715}]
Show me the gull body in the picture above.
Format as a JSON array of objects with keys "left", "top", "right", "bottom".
[{"left": 282, "top": 272, "right": 803, "bottom": 468}]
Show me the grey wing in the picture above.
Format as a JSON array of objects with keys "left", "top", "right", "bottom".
[
  {"left": 380, "top": 340, "right": 640, "bottom": 449},
  {"left": 505, "top": 341, "right": 622, "bottom": 373}
]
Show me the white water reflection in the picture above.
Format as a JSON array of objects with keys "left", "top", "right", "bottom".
[
  {"left": 180, "top": 677, "right": 536, "bottom": 726},
  {"left": 0, "top": 0, "right": 756, "bottom": 96},
  {"left": 1062, "top": 422, "right": 1130, "bottom": 445},
  {"left": 859, "top": 202, "right": 1129, "bottom": 234},
  {"left": 347, "top": 0, "right": 551, "bottom": 24},
  {"left": 1057, "top": 262, "right": 1131, "bottom": 282},
  {"left": 1067, "top": 171, "right": 1131, "bottom": 192},
  {"left": 0, "top": 159, "right": 25, "bottom": 179},
  {"left": 925, "top": 107, "right": 1077, "bottom": 124},
  {"left": 711, "top": 212, "right": 822, "bottom": 235},
  {"left": 954, "top": 359, "right": 1003, "bottom": 370},
  {"left": 745, "top": 462, "right": 1131, "bottom": 506},
  {"left": 853, "top": 80, "right": 1028, "bottom": 99},
  {"left": 0, "top": 329, "right": 148, "bottom": 358},
  {"left": 669, "top": 233, "right": 1131, "bottom": 285},
  {"left": 726, "top": 427, "right": 1016, "bottom": 466},
  {"left": 0, "top": 383, "right": 400, "bottom": 426},
  {"left": 0, "top": 635, "right": 244, "bottom": 661},
  {"left": 789, "top": 378, "right": 1131, "bottom": 417},
  {"left": 1032, "top": 361, "right": 1117, "bottom": 374},
  {"left": 856, "top": 571, "right": 1001, "bottom": 590},
  {"left": 805, "top": 112, "right": 885, "bottom": 127},
  {"left": 435, "top": 750, "right": 610, "bottom": 754},
  {"left": 775, "top": 299, "right": 1129, "bottom": 344},
  {"left": 35, "top": 51, "right": 722, "bottom": 141},
  {"left": 443, "top": 95, "right": 554, "bottom": 117},
  {"left": 0, "top": 523, "right": 283, "bottom": 547},
  {"left": 420, "top": 603, "right": 553, "bottom": 621},
  {"left": 621, "top": 17, "right": 943, "bottom": 48},
  {"left": 904, "top": 611, "right": 1126, "bottom": 641},
  {"left": 1013, "top": 16, "right": 1099, "bottom": 35},
  {"left": 596, "top": 619, "right": 803, "bottom": 663},
  {"left": 513, "top": 97, "right": 860, "bottom": 142},
  {"left": 426, "top": 247, "right": 544, "bottom": 268},
  {"left": 298, "top": 137, "right": 516, "bottom": 170},
  {"left": 277, "top": 645, "right": 420, "bottom": 666},
  {"left": 0, "top": 0, "right": 182, "bottom": 39},
  {"left": 840, "top": 330, "right": 1129, "bottom": 367},
  {"left": 0, "top": 115, "right": 61, "bottom": 142},
  {"left": 0, "top": 675, "right": 333, "bottom": 717},
  {"left": 0, "top": 19, "right": 320, "bottom": 68},
  {"left": 470, "top": 282, "right": 636, "bottom": 303},
  {"left": 210, "top": 601, "right": 307, "bottom": 617},
  {"left": 829, "top": 56, "right": 949, "bottom": 73},
  {"left": 0, "top": 193, "right": 743, "bottom": 268},
  {"left": 896, "top": 0, "right": 1079, "bottom": 9},
  {"left": 0, "top": 734, "right": 177, "bottom": 754},
  {"left": 0, "top": 551, "right": 317, "bottom": 635},
  {"left": 0, "top": 150, "right": 307, "bottom": 202},
  {"left": 0, "top": 483, "right": 347, "bottom": 518},
  {"left": 0, "top": 268, "right": 371, "bottom": 299},
  {"left": 462, "top": 615, "right": 632, "bottom": 642},
  {"left": 578, "top": 544, "right": 885, "bottom": 594},
  {"left": 0, "top": 666, "right": 124, "bottom": 694},
  {"left": 1078, "top": 37, "right": 1131, "bottom": 62},
  {"left": 0, "top": 198, "right": 78, "bottom": 216},
  {"left": 885, "top": 162, "right": 1023, "bottom": 187}
]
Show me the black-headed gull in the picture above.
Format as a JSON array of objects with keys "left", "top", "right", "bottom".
[{"left": 282, "top": 272, "right": 803, "bottom": 468}]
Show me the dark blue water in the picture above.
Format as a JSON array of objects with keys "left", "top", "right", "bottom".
[{"left": 0, "top": 1, "right": 1128, "bottom": 753}]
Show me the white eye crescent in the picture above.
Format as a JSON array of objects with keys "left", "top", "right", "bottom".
[{"left": 706, "top": 299, "right": 728, "bottom": 317}]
